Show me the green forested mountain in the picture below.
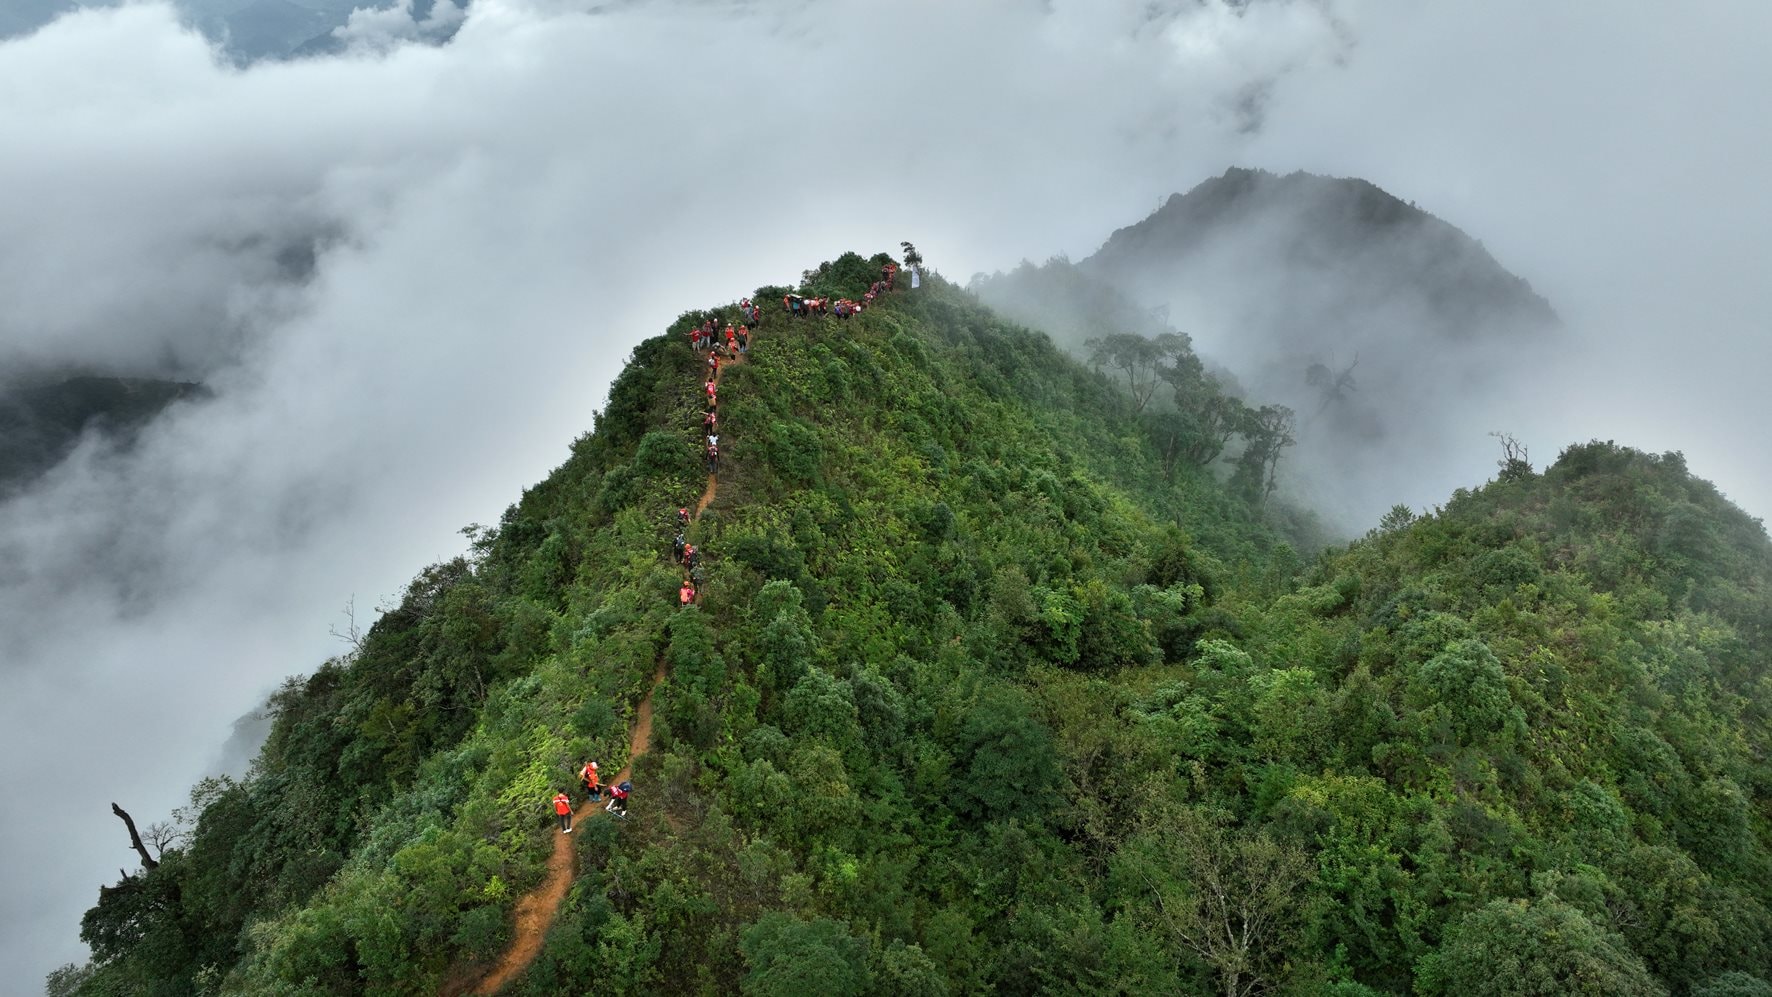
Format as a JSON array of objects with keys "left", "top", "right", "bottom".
[{"left": 60, "top": 254, "right": 1772, "bottom": 996}]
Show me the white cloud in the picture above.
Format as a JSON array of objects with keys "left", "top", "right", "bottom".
[{"left": 333, "top": 0, "right": 465, "bottom": 52}]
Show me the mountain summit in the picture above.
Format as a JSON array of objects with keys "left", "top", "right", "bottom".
[
  {"left": 978, "top": 169, "right": 1563, "bottom": 533},
  {"left": 1084, "top": 167, "right": 1557, "bottom": 341}
]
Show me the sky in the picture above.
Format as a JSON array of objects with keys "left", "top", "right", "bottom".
[{"left": 2, "top": 0, "right": 1771, "bottom": 989}]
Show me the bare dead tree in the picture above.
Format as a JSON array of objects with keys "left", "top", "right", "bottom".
[
  {"left": 1490, "top": 431, "right": 1533, "bottom": 482},
  {"left": 1307, "top": 356, "right": 1359, "bottom": 414},
  {"left": 110, "top": 803, "right": 159, "bottom": 870},
  {"left": 329, "top": 595, "right": 366, "bottom": 655},
  {"left": 143, "top": 821, "right": 179, "bottom": 859}
]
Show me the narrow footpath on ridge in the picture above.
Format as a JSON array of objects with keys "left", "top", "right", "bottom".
[{"left": 463, "top": 347, "right": 745, "bottom": 995}]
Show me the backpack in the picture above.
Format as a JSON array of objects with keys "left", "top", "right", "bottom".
[{"left": 618, "top": 781, "right": 632, "bottom": 794}]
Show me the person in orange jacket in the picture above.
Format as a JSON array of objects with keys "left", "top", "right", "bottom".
[
  {"left": 679, "top": 579, "right": 696, "bottom": 606},
  {"left": 553, "top": 791, "right": 573, "bottom": 833},
  {"left": 580, "top": 760, "right": 600, "bottom": 803}
]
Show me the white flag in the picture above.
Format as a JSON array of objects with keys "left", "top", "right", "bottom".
[{"left": 910, "top": 267, "right": 921, "bottom": 289}]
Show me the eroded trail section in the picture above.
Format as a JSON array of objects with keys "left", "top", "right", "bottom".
[{"left": 471, "top": 660, "right": 666, "bottom": 995}]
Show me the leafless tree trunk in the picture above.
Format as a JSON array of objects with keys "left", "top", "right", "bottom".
[{"left": 111, "top": 803, "right": 159, "bottom": 870}]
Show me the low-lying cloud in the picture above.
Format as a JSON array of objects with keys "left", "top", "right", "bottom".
[{"left": 2, "top": 0, "right": 1770, "bottom": 989}]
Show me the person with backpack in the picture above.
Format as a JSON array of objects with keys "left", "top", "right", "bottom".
[
  {"left": 679, "top": 579, "right": 696, "bottom": 606},
  {"left": 682, "top": 543, "right": 697, "bottom": 569},
  {"left": 678, "top": 506, "right": 691, "bottom": 529},
  {"left": 606, "top": 781, "right": 631, "bottom": 818},
  {"left": 580, "top": 761, "right": 601, "bottom": 803},
  {"left": 553, "top": 791, "right": 573, "bottom": 833},
  {"left": 702, "top": 410, "right": 717, "bottom": 435},
  {"left": 706, "top": 443, "right": 719, "bottom": 475},
  {"left": 672, "top": 532, "right": 686, "bottom": 562},
  {"left": 737, "top": 326, "right": 749, "bottom": 353}
]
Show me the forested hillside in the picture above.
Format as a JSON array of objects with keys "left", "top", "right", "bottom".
[{"left": 60, "top": 254, "right": 1772, "bottom": 996}]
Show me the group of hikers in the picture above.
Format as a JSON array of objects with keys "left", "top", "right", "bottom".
[
  {"left": 549, "top": 262, "right": 907, "bottom": 832},
  {"left": 551, "top": 759, "right": 631, "bottom": 832},
  {"left": 687, "top": 304, "right": 755, "bottom": 356},
  {"left": 674, "top": 505, "right": 704, "bottom": 606},
  {"left": 782, "top": 262, "right": 899, "bottom": 320}
]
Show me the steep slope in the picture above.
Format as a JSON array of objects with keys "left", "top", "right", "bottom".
[{"left": 62, "top": 254, "right": 1772, "bottom": 996}]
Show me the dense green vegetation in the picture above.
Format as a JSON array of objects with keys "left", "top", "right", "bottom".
[{"left": 59, "top": 253, "right": 1772, "bottom": 995}]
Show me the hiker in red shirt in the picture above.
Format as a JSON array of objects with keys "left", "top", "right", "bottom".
[
  {"left": 580, "top": 761, "right": 600, "bottom": 803},
  {"left": 553, "top": 791, "right": 573, "bottom": 833},
  {"left": 725, "top": 326, "right": 738, "bottom": 353},
  {"left": 679, "top": 579, "right": 696, "bottom": 606}
]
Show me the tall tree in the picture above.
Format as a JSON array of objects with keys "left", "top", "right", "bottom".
[{"left": 1117, "top": 813, "right": 1314, "bottom": 997}]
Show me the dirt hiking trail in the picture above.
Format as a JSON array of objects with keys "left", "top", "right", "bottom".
[
  {"left": 465, "top": 348, "right": 740, "bottom": 994},
  {"left": 470, "top": 659, "right": 663, "bottom": 994}
]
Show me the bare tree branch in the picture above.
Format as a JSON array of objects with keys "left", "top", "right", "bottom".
[
  {"left": 329, "top": 594, "right": 366, "bottom": 656},
  {"left": 110, "top": 803, "right": 159, "bottom": 870}
]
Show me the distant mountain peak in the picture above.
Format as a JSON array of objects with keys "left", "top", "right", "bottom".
[{"left": 1086, "top": 167, "right": 1558, "bottom": 336}]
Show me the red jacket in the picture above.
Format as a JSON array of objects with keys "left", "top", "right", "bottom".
[{"left": 553, "top": 793, "right": 571, "bottom": 815}]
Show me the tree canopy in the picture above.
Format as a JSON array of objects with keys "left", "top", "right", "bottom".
[{"left": 60, "top": 259, "right": 1772, "bottom": 996}]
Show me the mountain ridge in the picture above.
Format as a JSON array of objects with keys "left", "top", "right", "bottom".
[{"left": 57, "top": 251, "right": 1772, "bottom": 996}]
